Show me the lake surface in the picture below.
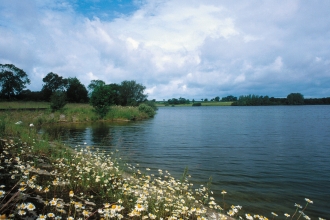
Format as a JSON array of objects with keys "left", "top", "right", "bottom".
[{"left": 41, "top": 106, "right": 330, "bottom": 218}]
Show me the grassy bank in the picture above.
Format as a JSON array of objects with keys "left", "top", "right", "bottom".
[{"left": 0, "top": 102, "right": 154, "bottom": 126}]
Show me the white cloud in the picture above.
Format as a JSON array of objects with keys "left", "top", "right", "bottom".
[{"left": 0, "top": 0, "right": 330, "bottom": 100}]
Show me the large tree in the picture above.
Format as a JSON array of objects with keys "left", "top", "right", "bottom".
[
  {"left": 119, "top": 80, "right": 147, "bottom": 106},
  {"left": 66, "top": 77, "right": 88, "bottom": 103},
  {"left": 0, "top": 64, "right": 30, "bottom": 99},
  {"left": 41, "top": 72, "right": 68, "bottom": 101}
]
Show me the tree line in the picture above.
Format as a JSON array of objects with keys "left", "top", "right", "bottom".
[
  {"left": 0, "top": 64, "right": 148, "bottom": 104},
  {"left": 232, "top": 93, "right": 330, "bottom": 106},
  {"left": 1, "top": 64, "right": 330, "bottom": 108}
]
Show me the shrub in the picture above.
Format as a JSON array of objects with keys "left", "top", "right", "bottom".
[
  {"left": 138, "top": 104, "right": 156, "bottom": 117},
  {"left": 89, "top": 85, "right": 112, "bottom": 119},
  {"left": 50, "top": 91, "right": 67, "bottom": 112},
  {"left": 192, "top": 102, "right": 202, "bottom": 106}
]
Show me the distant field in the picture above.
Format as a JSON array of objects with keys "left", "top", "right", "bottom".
[{"left": 155, "top": 101, "right": 233, "bottom": 107}]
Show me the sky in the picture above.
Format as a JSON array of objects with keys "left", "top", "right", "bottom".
[{"left": 1, "top": 0, "right": 330, "bottom": 100}]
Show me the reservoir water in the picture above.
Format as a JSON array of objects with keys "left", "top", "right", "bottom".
[{"left": 41, "top": 106, "right": 330, "bottom": 219}]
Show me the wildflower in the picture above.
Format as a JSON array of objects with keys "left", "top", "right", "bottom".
[
  {"left": 18, "top": 210, "right": 26, "bottom": 216},
  {"left": 67, "top": 217, "right": 74, "bottom": 220},
  {"left": 37, "top": 214, "right": 47, "bottom": 220},
  {"left": 47, "top": 213, "right": 55, "bottom": 218},
  {"left": 69, "top": 190, "right": 74, "bottom": 197},
  {"left": 82, "top": 210, "right": 90, "bottom": 217},
  {"left": 221, "top": 190, "right": 227, "bottom": 194},
  {"left": 75, "top": 202, "right": 83, "bottom": 209},
  {"left": 295, "top": 203, "right": 302, "bottom": 208},
  {"left": 104, "top": 203, "right": 111, "bottom": 208},
  {"left": 305, "top": 198, "right": 313, "bottom": 204},
  {"left": 135, "top": 203, "right": 145, "bottom": 211},
  {"left": 0, "top": 185, "right": 5, "bottom": 188},
  {"left": 0, "top": 190, "right": 5, "bottom": 198},
  {"left": 246, "top": 214, "right": 253, "bottom": 220},
  {"left": 227, "top": 210, "right": 235, "bottom": 216},
  {"left": 284, "top": 213, "right": 290, "bottom": 218},
  {"left": 26, "top": 202, "right": 36, "bottom": 211},
  {"left": 149, "top": 213, "right": 157, "bottom": 219},
  {"left": 49, "top": 198, "right": 58, "bottom": 206},
  {"left": 209, "top": 201, "right": 216, "bottom": 205},
  {"left": 44, "top": 187, "right": 49, "bottom": 193},
  {"left": 304, "top": 215, "right": 311, "bottom": 220},
  {"left": 18, "top": 187, "right": 26, "bottom": 192},
  {"left": 318, "top": 218, "right": 326, "bottom": 220},
  {"left": 271, "top": 212, "right": 278, "bottom": 217}
]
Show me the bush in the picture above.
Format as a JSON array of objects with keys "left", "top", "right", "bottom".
[
  {"left": 50, "top": 91, "right": 67, "bottom": 111},
  {"left": 89, "top": 85, "right": 112, "bottom": 119},
  {"left": 143, "top": 100, "right": 158, "bottom": 111},
  {"left": 138, "top": 104, "right": 156, "bottom": 117},
  {"left": 192, "top": 102, "right": 202, "bottom": 106}
]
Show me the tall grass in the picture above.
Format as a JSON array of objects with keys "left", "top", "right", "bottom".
[
  {"left": 0, "top": 101, "right": 50, "bottom": 109},
  {"left": 0, "top": 102, "right": 153, "bottom": 126}
]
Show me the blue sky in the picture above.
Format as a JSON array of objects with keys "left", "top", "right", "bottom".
[
  {"left": 1, "top": 0, "right": 330, "bottom": 100},
  {"left": 73, "top": 0, "right": 140, "bottom": 20}
]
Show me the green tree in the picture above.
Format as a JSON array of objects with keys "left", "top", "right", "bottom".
[
  {"left": 50, "top": 91, "right": 67, "bottom": 111},
  {"left": 89, "top": 85, "right": 113, "bottom": 118},
  {"left": 41, "top": 72, "right": 68, "bottom": 101},
  {"left": 66, "top": 77, "right": 88, "bottom": 103},
  {"left": 108, "top": 83, "right": 121, "bottom": 105},
  {"left": 119, "top": 80, "right": 147, "bottom": 106},
  {"left": 214, "top": 96, "right": 220, "bottom": 102},
  {"left": 87, "top": 80, "right": 106, "bottom": 94},
  {"left": 0, "top": 64, "right": 30, "bottom": 99},
  {"left": 287, "top": 93, "right": 304, "bottom": 105}
]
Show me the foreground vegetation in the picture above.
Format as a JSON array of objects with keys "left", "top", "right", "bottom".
[{"left": 0, "top": 108, "right": 326, "bottom": 220}]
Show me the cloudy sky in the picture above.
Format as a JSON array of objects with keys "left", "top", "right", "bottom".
[{"left": 1, "top": 0, "right": 330, "bottom": 100}]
